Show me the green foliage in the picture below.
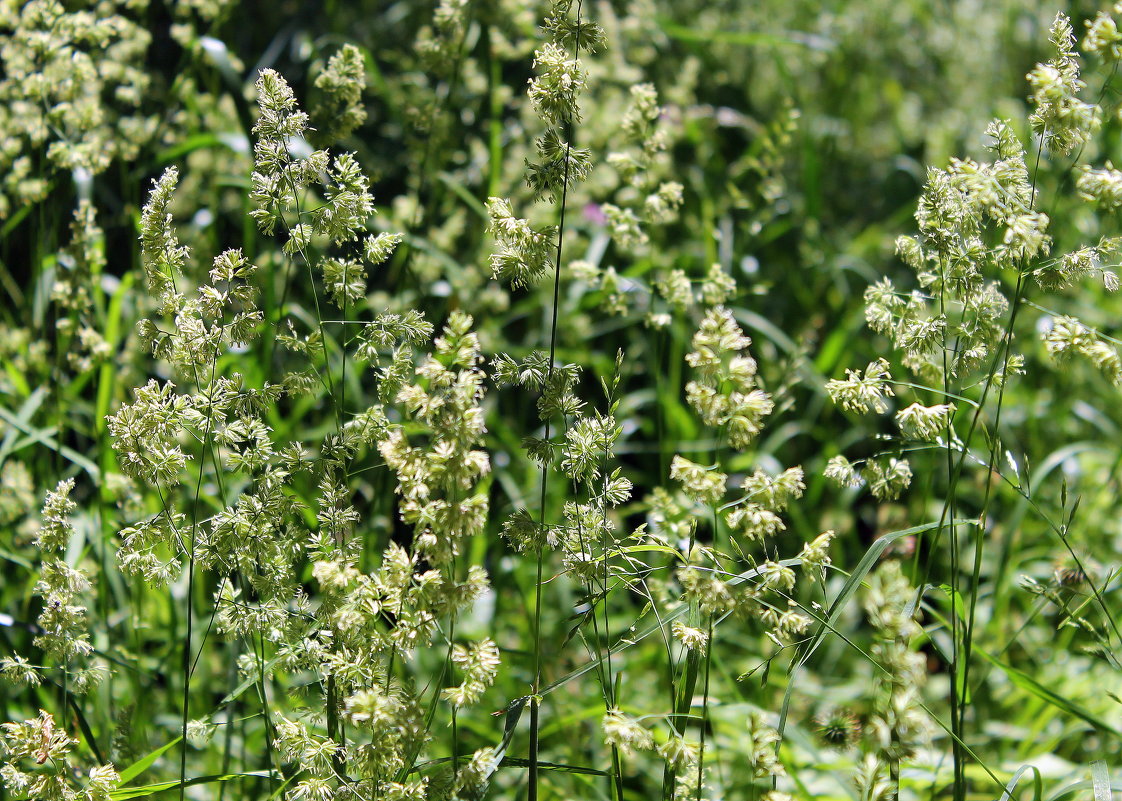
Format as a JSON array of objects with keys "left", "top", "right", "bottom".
[{"left": 3, "top": 2, "right": 1122, "bottom": 801}]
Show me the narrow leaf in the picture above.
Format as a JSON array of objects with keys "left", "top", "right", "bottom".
[{"left": 117, "top": 737, "right": 183, "bottom": 784}]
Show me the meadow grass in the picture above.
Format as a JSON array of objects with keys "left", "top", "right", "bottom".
[{"left": 1, "top": 1, "right": 1121, "bottom": 801}]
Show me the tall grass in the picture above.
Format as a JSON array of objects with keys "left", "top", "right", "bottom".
[{"left": 2, "top": 2, "right": 1122, "bottom": 801}]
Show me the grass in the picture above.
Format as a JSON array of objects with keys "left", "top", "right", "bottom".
[{"left": 2, "top": 1, "right": 1122, "bottom": 801}]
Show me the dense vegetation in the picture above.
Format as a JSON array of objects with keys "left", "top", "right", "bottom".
[{"left": 1, "top": 1, "right": 1120, "bottom": 800}]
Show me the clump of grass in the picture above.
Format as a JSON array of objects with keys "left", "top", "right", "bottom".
[{"left": 3, "top": 3, "right": 1122, "bottom": 801}]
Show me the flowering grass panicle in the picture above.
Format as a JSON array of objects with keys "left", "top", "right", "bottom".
[
  {"left": 1029, "top": 12, "right": 1100, "bottom": 155},
  {"left": 860, "top": 562, "right": 931, "bottom": 777},
  {"left": 1, "top": 483, "right": 116, "bottom": 800},
  {"left": 1, "top": 710, "right": 120, "bottom": 801},
  {"left": 0, "top": 0, "right": 154, "bottom": 216},
  {"left": 8, "top": 4, "right": 1122, "bottom": 801},
  {"left": 310, "top": 44, "right": 367, "bottom": 148}
]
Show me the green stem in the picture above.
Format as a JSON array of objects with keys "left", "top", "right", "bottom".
[
  {"left": 695, "top": 617, "right": 714, "bottom": 801},
  {"left": 529, "top": 5, "right": 584, "bottom": 799}
]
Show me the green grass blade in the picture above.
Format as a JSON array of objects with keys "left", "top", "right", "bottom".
[
  {"left": 777, "top": 519, "right": 978, "bottom": 741},
  {"left": 117, "top": 737, "right": 183, "bottom": 784},
  {"left": 0, "top": 400, "right": 101, "bottom": 479},
  {"left": 998, "top": 764, "right": 1043, "bottom": 801},
  {"left": 0, "top": 386, "right": 46, "bottom": 467},
  {"left": 974, "top": 647, "right": 1121, "bottom": 738},
  {"left": 1091, "top": 761, "right": 1111, "bottom": 801},
  {"left": 109, "top": 771, "right": 274, "bottom": 800}
]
